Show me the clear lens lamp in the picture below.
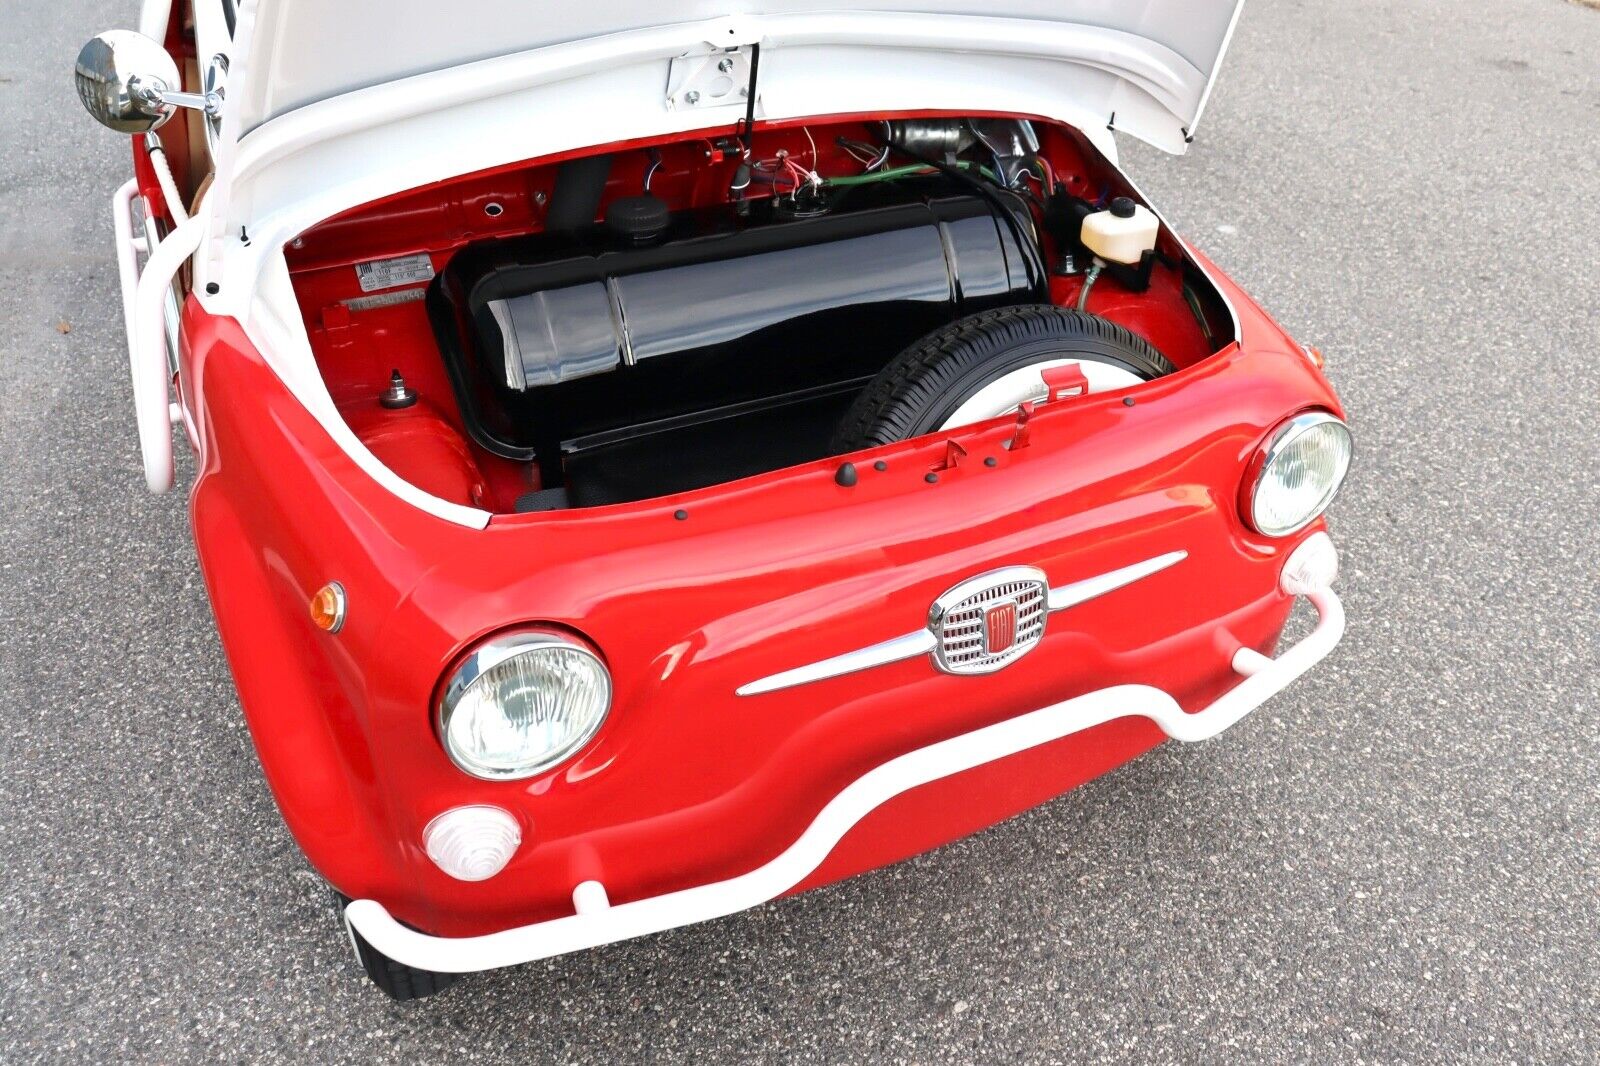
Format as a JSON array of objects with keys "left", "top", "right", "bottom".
[
  {"left": 423, "top": 805, "right": 522, "bottom": 882},
  {"left": 437, "top": 629, "right": 612, "bottom": 781},
  {"left": 1280, "top": 531, "right": 1339, "bottom": 595},
  {"left": 1247, "top": 412, "right": 1352, "bottom": 536}
]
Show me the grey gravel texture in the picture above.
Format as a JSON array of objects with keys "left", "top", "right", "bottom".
[{"left": 3, "top": 0, "right": 1598, "bottom": 1062}]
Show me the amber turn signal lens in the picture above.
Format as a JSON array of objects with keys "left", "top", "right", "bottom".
[
  {"left": 1301, "top": 344, "right": 1326, "bottom": 370},
  {"left": 310, "top": 582, "right": 347, "bottom": 633}
]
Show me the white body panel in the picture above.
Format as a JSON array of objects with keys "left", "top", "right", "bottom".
[
  {"left": 130, "top": 0, "right": 1246, "bottom": 526},
  {"left": 238, "top": 1, "right": 1243, "bottom": 141},
  {"left": 214, "top": 0, "right": 1247, "bottom": 303}
]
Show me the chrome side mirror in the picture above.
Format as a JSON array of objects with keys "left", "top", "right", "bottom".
[
  {"left": 74, "top": 30, "right": 223, "bottom": 135},
  {"left": 75, "top": 30, "right": 182, "bottom": 133}
]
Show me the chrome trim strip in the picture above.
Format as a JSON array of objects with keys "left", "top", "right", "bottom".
[
  {"left": 1045, "top": 550, "right": 1187, "bottom": 612},
  {"left": 735, "top": 630, "right": 937, "bottom": 697},
  {"left": 737, "top": 551, "right": 1188, "bottom": 697}
]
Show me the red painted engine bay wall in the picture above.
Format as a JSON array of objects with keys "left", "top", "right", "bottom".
[
  {"left": 281, "top": 115, "right": 1230, "bottom": 516},
  {"left": 177, "top": 109, "right": 1342, "bottom": 931}
]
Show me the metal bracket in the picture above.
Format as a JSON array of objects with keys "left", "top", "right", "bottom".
[
  {"left": 666, "top": 46, "right": 754, "bottom": 111},
  {"left": 1042, "top": 364, "right": 1089, "bottom": 402},
  {"left": 933, "top": 440, "right": 968, "bottom": 472},
  {"left": 1007, "top": 401, "right": 1035, "bottom": 451},
  {"left": 134, "top": 52, "right": 228, "bottom": 155}
]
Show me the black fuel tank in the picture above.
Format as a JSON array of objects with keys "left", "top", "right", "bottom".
[{"left": 429, "top": 177, "right": 1045, "bottom": 460}]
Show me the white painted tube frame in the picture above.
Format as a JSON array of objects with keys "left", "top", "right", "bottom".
[
  {"left": 112, "top": 178, "right": 204, "bottom": 494},
  {"left": 346, "top": 583, "right": 1346, "bottom": 975}
]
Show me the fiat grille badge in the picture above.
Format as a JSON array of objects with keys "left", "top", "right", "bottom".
[{"left": 928, "top": 566, "right": 1049, "bottom": 676}]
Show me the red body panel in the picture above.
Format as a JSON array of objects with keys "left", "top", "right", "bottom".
[{"left": 179, "top": 240, "right": 1340, "bottom": 937}]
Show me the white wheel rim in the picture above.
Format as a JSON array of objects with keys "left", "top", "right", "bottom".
[{"left": 937, "top": 358, "right": 1147, "bottom": 431}]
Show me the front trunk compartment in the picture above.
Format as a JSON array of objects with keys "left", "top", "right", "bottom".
[
  {"left": 282, "top": 116, "right": 1235, "bottom": 515},
  {"left": 431, "top": 173, "right": 1044, "bottom": 507}
]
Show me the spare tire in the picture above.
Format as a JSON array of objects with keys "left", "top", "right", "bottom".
[{"left": 831, "top": 305, "right": 1175, "bottom": 453}]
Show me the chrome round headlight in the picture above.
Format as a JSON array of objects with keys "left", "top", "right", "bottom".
[
  {"left": 1247, "top": 412, "right": 1352, "bottom": 536},
  {"left": 438, "top": 630, "right": 611, "bottom": 781}
]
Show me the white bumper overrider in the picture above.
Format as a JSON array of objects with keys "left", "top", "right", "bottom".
[{"left": 346, "top": 535, "right": 1345, "bottom": 975}]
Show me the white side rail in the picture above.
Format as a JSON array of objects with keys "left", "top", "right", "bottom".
[
  {"left": 111, "top": 178, "right": 203, "bottom": 493},
  {"left": 346, "top": 548, "right": 1346, "bottom": 975}
]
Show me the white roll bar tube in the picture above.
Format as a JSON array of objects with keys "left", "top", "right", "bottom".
[{"left": 111, "top": 178, "right": 203, "bottom": 493}]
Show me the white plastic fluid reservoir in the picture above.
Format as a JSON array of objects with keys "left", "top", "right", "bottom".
[{"left": 1081, "top": 197, "right": 1159, "bottom": 266}]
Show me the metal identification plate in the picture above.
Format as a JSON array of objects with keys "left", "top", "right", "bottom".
[
  {"left": 354, "top": 253, "right": 435, "bottom": 293},
  {"left": 343, "top": 288, "right": 428, "bottom": 313}
]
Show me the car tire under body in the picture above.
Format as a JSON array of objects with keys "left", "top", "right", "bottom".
[{"left": 337, "top": 893, "right": 461, "bottom": 1001}]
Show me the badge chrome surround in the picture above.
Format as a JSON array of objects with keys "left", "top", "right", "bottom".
[{"left": 928, "top": 566, "right": 1048, "bottom": 675}]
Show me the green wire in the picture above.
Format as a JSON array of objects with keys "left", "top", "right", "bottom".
[
  {"left": 822, "top": 163, "right": 934, "bottom": 186},
  {"left": 822, "top": 161, "right": 1000, "bottom": 187}
]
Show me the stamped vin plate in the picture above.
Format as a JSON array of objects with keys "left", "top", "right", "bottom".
[
  {"left": 343, "top": 288, "right": 428, "bottom": 312},
  {"left": 354, "top": 253, "right": 435, "bottom": 293}
]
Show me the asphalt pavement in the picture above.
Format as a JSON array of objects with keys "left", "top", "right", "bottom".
[{"left": 2, "top": 0, "right": 1597, "bottom": 1061}]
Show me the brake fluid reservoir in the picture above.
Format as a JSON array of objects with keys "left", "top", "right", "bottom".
[{"left": 1081, "top": 197, "right": 1158, "bottom": 266}]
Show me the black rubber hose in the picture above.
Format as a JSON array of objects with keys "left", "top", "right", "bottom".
[
  {"left": 546, "top": 154, "right": 613, "bottom": 232},
  {"left": 881, "top": 143, "right": 1049, "bottom": 297}
]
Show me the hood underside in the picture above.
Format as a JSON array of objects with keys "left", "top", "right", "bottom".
[{"left": 236, "top": 1, "right": 1244, "bottom": 155}]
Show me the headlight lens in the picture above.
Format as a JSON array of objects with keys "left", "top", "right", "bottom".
[
  {"left": 438, "top": 630, "right": 611, "bottom": 780},
  {"left": 1248, "top": 412, "right": 1352, "bottom": 536}
]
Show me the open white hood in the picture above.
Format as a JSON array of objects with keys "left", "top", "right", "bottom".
[
  {"left": 234, "top": 1, "right": 1244, "bottom": 155},
  {"left": 166, "top": 0, "right": 1248, "bottom": 529},
  {"left": 201, "top": 0, "right": 1246, "bottom": 409}
]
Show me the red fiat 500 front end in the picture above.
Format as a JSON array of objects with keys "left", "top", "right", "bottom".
[
  {"left": 179, "top": 249, "right": 1347, "bottom": 991},
  {"left": 78, "top": 0, "right": 1351, "bottom": 999}
]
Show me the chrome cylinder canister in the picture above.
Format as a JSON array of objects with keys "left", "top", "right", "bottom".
[{"left": 429, "top": 176, "right": 1044, "bottom": 460}]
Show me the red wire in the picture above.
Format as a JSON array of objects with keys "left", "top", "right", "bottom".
[{"left": 752, "top": 158, "right": 802, "bottom": 190}]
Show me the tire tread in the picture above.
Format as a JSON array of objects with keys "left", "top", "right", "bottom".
[
  {"left": 335, "top": 892, "right": 462, "bottom": 1002},
  {"left": 832, "top": 305, "right": 1174, "bottom": 452}
]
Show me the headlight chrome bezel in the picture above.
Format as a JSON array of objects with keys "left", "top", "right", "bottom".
[
  {"left": 1245, "top": 410, "right": 1352, "bottom": 538},
  {"left": 436, "top": 628, "right": 612, "bottom": 781}
]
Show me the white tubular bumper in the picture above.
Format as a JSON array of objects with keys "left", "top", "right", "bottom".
[
  {"left": 345, "top": 536, "right": 1345, "bottom": 976},
  {"left": 111, "top": 178, "right": 202, "bottom": 494}
]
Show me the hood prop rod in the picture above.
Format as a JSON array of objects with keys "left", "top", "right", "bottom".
[
  {"left": 730, "top": 43, "right": 762, "bottom": 210},
  {"left": 736, "top": 43, "right": 761, "bottom": 155}
]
